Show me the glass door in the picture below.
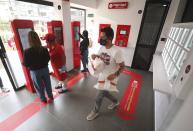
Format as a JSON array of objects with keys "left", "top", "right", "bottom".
[
  {"left": 0, "top": 36, "right": 25, "bottom": 91},
  {"left": 0, "top": 37, "right": 17, "bottom": 91}
]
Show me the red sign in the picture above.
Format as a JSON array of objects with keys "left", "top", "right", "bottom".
[{"left": 108, "top": 2, "right": 128, "bottom": 9}]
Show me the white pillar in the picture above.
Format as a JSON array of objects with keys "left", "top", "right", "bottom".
[{"left": 61, "top": 1, "right": 74, "bottom": 71}]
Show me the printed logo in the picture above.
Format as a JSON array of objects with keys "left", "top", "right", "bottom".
[{"left": 100, "top": 53, "right": 110, "bottom": 65}]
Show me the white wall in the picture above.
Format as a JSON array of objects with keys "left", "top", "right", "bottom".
[
  {"left": 155, "top": 0, "right": 181, "bottom": 53},
  {"left": 54, "top": 0, "right": 145, "bottom": 67},
  {"left": 52, "top": 0, "right": 147, "bottom": 68},
  {"left": 150, "top": 0, "right": 181, "bottom": 72},
  {"left": 153, "top": 0, "right": 193, "bottom": 130},
  {"left": 71, "top": 0, "right": 97, "bottom": 9},
  {"left": 87, "top": 0, "right": 146, "bottom": 66},
  {"left": 52, "top": 0, "right": 74, "bottom": 71},
  {"left": 165, "top": 87, "right": 193, "bottom": 131}
]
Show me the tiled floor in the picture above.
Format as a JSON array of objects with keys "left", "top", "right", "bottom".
[{"left": 0, "top": 68, "right": 153, "bottom": 131}]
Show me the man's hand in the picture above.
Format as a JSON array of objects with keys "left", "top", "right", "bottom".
[
  {"left": 107, "top": 74, "right": 116, "bottom": 81},
  {"left": 91, "top": 54, "right": 99, "bottom": 60}
]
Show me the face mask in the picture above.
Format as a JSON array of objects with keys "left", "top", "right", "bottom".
[{"left": 99, "top": 38, "right": 107, "bottom": 46}]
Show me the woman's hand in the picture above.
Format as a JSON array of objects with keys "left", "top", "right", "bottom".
[{"left": 91, "top": 54, "right": 99, "bottom": 60}]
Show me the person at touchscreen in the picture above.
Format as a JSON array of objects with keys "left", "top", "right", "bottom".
[{"left": 23, "top": 31, "right": 53, "bottom": 103}]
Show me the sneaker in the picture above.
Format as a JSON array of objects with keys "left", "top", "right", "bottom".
[
  {"left": 86, "top": 111, "right": 99, "bottom": 121},
  {"left": 55, "top": 85, "right": 62, "bottom": 89},
  {"left": 47, "top": 97, "right": 54, "bottom": 103},
  {"left": 81, "top": 70, "right": 86, "bottom": 72},
  {"left": 1, "top": 88, "right": 10, "bottom": 93},
  {"left": 108, "top": 102, "right": 120, "bottom": 110},
  {"left": 41, "top": 99, "right": 47, "bottom": 104},
  {"left": 58, "top": 88, "right": 69, "bottom": 94}
]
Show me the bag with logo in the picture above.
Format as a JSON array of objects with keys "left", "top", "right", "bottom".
[{"left": 88, "top": 57, "right": 104, "bottom": 77}]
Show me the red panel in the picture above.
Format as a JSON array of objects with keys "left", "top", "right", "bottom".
[
  {"left": 115, "top": 25, "right": 131, "bottom": 47},
  {"left": 71, "top": 21, "right": 81, "bottom": 68},
  {"left": 108, "top": 2, "right": 129, "bottom": 9},
  {"left": 47, "top": 21, "right": 64, "bottom": 46},
  {"left": 117, "top": 69, "right": 142, "bottom": 120},
  {"left": 11, "top": 19, "right": 35, "bottom": 92},
  {"left": 98, "top": 24, "right": 111, "bottom": 43}
]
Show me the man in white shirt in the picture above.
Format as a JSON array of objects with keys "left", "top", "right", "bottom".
[{"left": 87, "top": 27, "right": 125, "bottom": 121}]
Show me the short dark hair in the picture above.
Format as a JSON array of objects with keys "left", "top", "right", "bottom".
[{"left": 101, "top": 27, "right": 114, "bottom": 40}]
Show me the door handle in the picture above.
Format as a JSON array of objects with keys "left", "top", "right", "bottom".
[{"left": 0, "top": 49, "right": 7, "bottom": 59}]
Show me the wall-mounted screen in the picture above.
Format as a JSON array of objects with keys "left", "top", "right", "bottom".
[
  {"left": 54, "top": 27, "right": 62, "bottom": 44},
  {"left": 120, "top": 30, "right": 127, "bottom": 35},
  {"left": 17, "top": 28, "right": 32, "bottom": 50},
  {"left": 74, "top": 26, "right": 80, "bottom": 41}
]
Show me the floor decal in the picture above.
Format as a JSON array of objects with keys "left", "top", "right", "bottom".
[{"left": 117, "top": 69, "right": 142, "bottom": 120}]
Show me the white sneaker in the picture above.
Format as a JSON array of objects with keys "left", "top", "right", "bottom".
[
  {"left": 108, "top": 102, "right": 119, "bottom": 110},
  {"left": 86, "top": 111, "right": 99, "bottom": 121},
  {"left": 1, "top": 88, "right": 10, "bottom": 93}
]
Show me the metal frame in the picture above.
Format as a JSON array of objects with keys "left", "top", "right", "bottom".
[
  {"left": 16, "top": 0, "right": 53, "bottom": 6},
  {"left": 70, "top": 6, "right": 86, "bottom": 30},
  {"left": 0, "top": 37, "right": 25, "bottom": 91},
  {"left": 131, "top": 0, "right": 171, "bottom": 70}
]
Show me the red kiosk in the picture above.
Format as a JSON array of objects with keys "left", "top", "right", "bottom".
[
  {"left": 98, "top": 24, "right": 111, "bottom": 43},
  {"left": 47, "top": 21, "right": 64, "bottom": 46},
  {"left": 46, "top": 20, "right": 66, "bottom": 80},
  {"left": 115, "top": 25, "right": 131, "bottom": 47},
  {"left": 71, "top": 21, "right": 81, "bottom": 68},
  {"left": 11, "top": 19, "right": 35, "bottom": 92}
]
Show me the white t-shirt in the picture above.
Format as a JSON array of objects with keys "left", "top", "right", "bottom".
[{"left": 94, "top": 45, "right": 124, "bottom": 92}]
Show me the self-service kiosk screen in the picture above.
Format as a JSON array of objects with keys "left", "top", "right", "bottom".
[
  {"left": 17, "top": 28, "right": 32, "bottom": 50},
  {"left": 74, "top": 26, "right": 80, "bottom": 41},
  {"left": 120, "top": 30, "right": 127, "bottom": 35},
  {"left": 54, "top": 27, "right": 62, "bottom": 43}
]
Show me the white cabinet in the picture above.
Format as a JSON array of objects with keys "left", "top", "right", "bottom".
[{"left": 154, "top": 23, "right": 193, "bottom": 131}]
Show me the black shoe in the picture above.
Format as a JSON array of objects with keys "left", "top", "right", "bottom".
[
  {"left": 41, "top": 99, "right": 47, "bottom": 103},
  {"left": 55, "top": 85, "right": 62, "bottom": 89},
  {"left": 48, "top": 97, "right": 54, "bottom": 103},
  {"left": 81, "top": 69, "right": 88, "bottom": 72},
  {"left": 58, "top": 88, "right": 69, "bottom": 94},
  {"left": 81, "top": 70, "right": 86, "bottom": 72}
]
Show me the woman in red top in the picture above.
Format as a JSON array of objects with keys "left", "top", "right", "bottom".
[{"left": 43, "top": 33, "right": 68, "bottom": 93}]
